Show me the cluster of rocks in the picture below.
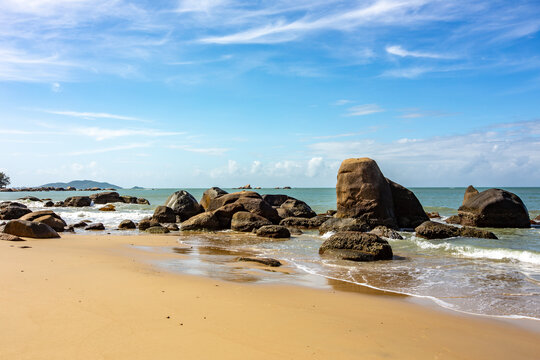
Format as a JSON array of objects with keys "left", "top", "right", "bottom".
[
  {"left": 56, "top": 192, "right": 150, "bottom": 208},
  {"left": 0, "top": 186, "right": 116, "bottom": 192}
]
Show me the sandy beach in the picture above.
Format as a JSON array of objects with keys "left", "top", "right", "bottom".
[{"left": 0, "top": 233, "right": 538, "bottom": 360}]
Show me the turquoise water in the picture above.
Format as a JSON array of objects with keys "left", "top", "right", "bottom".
[{"left": 2, "top": 187, "right": 540, "bottom": 319}]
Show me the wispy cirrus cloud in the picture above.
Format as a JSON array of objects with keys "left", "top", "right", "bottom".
[
  {"left": 168, "top": 144, "right": 229, "bottom": 156},
  {"left": 385, "top": 45, "right": 454, "bottom": 59},
  {"left": 42, "top": 110, "right": 148, "bottom": 122},
  {"left": 344, "top": 104, "right": 384, "bottom": 116},
  {"left": 66, "top": 143, "right": 151, "bottom": 156}
]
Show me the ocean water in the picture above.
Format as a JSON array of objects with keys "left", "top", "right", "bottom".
[{"left": 2, "top": 187, "right": 540, "bottom": 320}]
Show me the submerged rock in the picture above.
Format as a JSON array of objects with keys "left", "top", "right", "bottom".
[
  {"left": 318, "top": 217, "right": 370, "bottom": 235},
  {"left": 319, "top": 232, "right": 393, "bottom": 261},
  {"left": 256, "top": 225, "right": 290, "bottom": 238},
  {"left": 415, "top": 221, "right": 497, "bottom": 239},
  {"left": 237, "top": 257, "right": 282, "bottom": 267},
  {"left": 369, "top": 225, "right": 403, "bottom": 240},
  {"left": 99, "top": 204, "right": 116, "bottom": 212}
]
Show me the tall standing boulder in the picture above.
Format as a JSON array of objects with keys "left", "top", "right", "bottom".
[
  {"left": 387, "top": 179, "right": 428, "bottom": 229},
  {"left": 458, "top": 188, "right": 530, "bottom": 228},
  {"left": 200, "top": 187, "right": 228, "bottom": 210},
  {"left": 463, "top": 185, "right": 479, "bottom": 205},
  {"left": 164, "top": 190, "right": 203, "bottom": 221},
  {"left": 336, "top": 158, "right": 397, "bottom": 228}
]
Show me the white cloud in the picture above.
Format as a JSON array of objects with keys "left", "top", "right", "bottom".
[
  {"left": 333, "top": 99, "right": 353, "bottom": 106},
  {"left": 43, "top": 110, "right": 147, "bottom": 122},
  {"left": 250, "top": 160, "right": 261, "bottom": 174},
  {"left": 67, "top": 143, "right": 150, "bottom": 156},
  {"left": 306, "top": 157, "right": 323, "bottom": 177},
  {"left": 169, "top": 145, "right": 229, "bottom": 156},
  {"left": 72, "top": 127, "right": 185, "bottom": 141},
  {"left": 385, "top": 45, "right": 453, "bottom": 59},
  {"left": 345, "top": 104, "right": 384, "bottom": 116},
  {"left": 51, "top": 82, "right": 61, "bottom": 92},
  {"left": 380, "top": 67, "right": 431, "bottom": 78}
]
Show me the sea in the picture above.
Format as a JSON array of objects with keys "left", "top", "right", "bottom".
[{"left": 2, "top": 187, "right": 540, "bottom": 321}]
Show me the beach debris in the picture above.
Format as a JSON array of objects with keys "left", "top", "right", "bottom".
[
  {"left": 415, "top": 221, "right": 497, "bottom": 239},
  {"left": 3, "top": 220, "right": 60, "bottom": 238},
  {"left": 231, "top": 211, "right": 271, "bottom": 232},
  {"left": 319, "top": 231, "right": 393, "bottom": 261},
  {"left": 0, "top": 202, "right": 32, "bottom": 220},
  {"left": 456, "top": 188, "right": 530, "bottom": 228},
  {"left": 237, "top": 257, "right": 282, "bottom": 267},
  {"left": 85, "top": 223, "right": 105, "bottom": 231},
  {"left": 118, "top": 220, "right": 136, "bottom": 230},
  {"left": 0, "top": 233, "right": 25, "bottom": 241},
  {"left": 164, "top": 190, "right": 203, "bottom": 221},
  {"left": 256, "top": 225, "right": 291, "bottom": 238},
  {"left": 200, "top": 187, "right": 228, "bottom": 210},
  {"left": 369, "top": 225, "right": 403, "bottom": 240}
]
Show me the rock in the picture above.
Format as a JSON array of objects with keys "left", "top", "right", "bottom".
[
  {"left": 44, "top": 201, "right": 54, "bottom": 207},
  {"left": 152, "top": 206, "right": 176, "bottom": 223},
  {"left": 231, "top": 211, "right": 271, "bottom": 232},
  {"left": 237, "top": 257, "right": 282, "bottom": 267},
  {"left": 238, "top": 184, "right": 252, "bottom": 189},
  {"left": 207, "top": 191, "right": 262, "bottom": 211},
  {"left": 234, "top": 197, "right": 280, "bottom": 224},
  {"left": 387, "top": 179, "right": 429, "bottom": 229},
  {"left": 415, "top": 221, "right": 460, "bottom": 239},
  {"left": 325, "top": 210, "right": 337, "bottom": 216},
  {"left": 261, "top": 194, "right": 290, "bottom": 207},
  {"left": 85, "top": 223, "right": 105, "bottom": 231},
  {"left": 459, "top": 226, "right": 498, "bottom": 239},
  {"left": 33, "top": 215, "right": 67, "bottom": 232},
  {"left": 118, "top": 220, "right": 136, "bottom": 230},
  {"left": 3, "top": 220, "right": 60, "bottom": 238},
  {"left": 276, "top": 207, "right": 289, "bottom": 219},
  {"left": 457, "top": 188, "right": 530, "bottom": 228},
  {"left": 463, "top": 185, "right": 480, "bottom": 205},
  {"left": 53, "top": 201, "right": 64, "bottom": 207},
  {"left": 289, "top": 228, "right": 303, "bottom": 235},
  {"left": 535, "top": 215, "right": 540, "bottom": 221},
  {"left": 164, "top": 190, "right": 203, "bottom": 221},
  {"left": 146, "top": 226, "right": 170, "bottom": 234},
  {"left": 90, "top": 192, "right": 123, "bottom": 204},
  {"left": 200, "top": 187, "right": 228, "bottom": 210},
  {"left": 369, "top": 225, "right": 403, "bottom": 240},
  {"left": 72, "top": 220, "right": 89, "bottom": 228},
  {"left": 212, "top": 203, "right": 245, "bottom": 229},
  {"left": 0, "top": 233, "right": 24, "bottom": 241},
  {"left": 445, "top": 215, "right": 461, "bottom": 224},
  {"left": 279, "top": 217, "right": 313, "bottom": 229},
  {"left": 166, "top": 224, "right": 179, "bottom": 231},
  {"left": 283, "top": 186, "right": 291, "bottom": 189},
  {"left": 318, "top": 217, "right": 370, "bottom": 235},
  {"left": 64, "top": 196, "right": 91, "bottom": 207},
  {"left": 98, "top": 204, "right": 116, "bottom": 211},
  {"left": 426, "top": 212, "right": 440, "bottom": 218},
  {"left": 18, "top": 196, "right": 41, "bottom": 201},
  {"left": 137, "top": 198, "right": 150, "bottom": 205},
  {"left": 138, "top": 218, "right": 159, "bottom": 231},
  {"left": 279, "top": 199, "right": 316, "bottom": 218},
  {"left": 181, "top": 212, "right": 221, "bottom": 231},
  {"left": 0, "top": 202, "right": 31, "bottom": 220},
  {"left": 319, "top": 232, "right": 393, "bottom": 261},
  {"left": 336, "top": 158, "right": 397, "bottom": 228},
  {"left": 256, "top": 225, "right": 290, "bottom": 238},
  {"left": 309, "top": 215, "right": 331, "bottom": 228},
  {"left": 121, "top": 196, "right": 138, "bottom": 204}
]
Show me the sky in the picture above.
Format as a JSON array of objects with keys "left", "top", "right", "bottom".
[{"left": 0, "top": 0, "right": 539, "bottom": 188}]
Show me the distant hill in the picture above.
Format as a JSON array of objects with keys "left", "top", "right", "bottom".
[
  {"left": 131, "top": 186, "right": 145, "bottom": 189},
  {"left": 40, "top": 180, "right": 122, "bottom": 189}
]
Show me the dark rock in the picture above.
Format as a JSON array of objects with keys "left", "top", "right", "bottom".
[
  {"left": 146, "top": 226, "right": 170, "bottom": 234},
  {"left": 426, "top": 212, "right": 440, "bottom": 218},
  {"left": 19, "top": 211, "right": 66, "bottom": 232},
  {"left": 463, "top": 185, "right": 480, "bottom": 205},
  {"left": 325, "top": 210, "right": 337, "bottom": 216},
  {"left": 415, "top": 221, "right": 460, "bottom": 239},
  {"left": 318, "top": 217, "right": 370, "bottom": 235},
  {"left": 98, "top": 204, "right": 116, "bottom": 211},
  {"left": 369, "top": 225, "right": 403, "bottom": 240},
  {"left": 279, "top": 217, "right": 312, "bottom": 229},
  {"left": 279, "top": 199, "right": 316, "bottom": 218},
  {"left": 121, "top": 196, "right": 138, "bottom": 204},
  {"left": 458, "top": 188, "right": 530, "bottom": 228},
  {"left": 336, "top": 158, "right": 397, "bottom": 228},
  {"left": 4, "top": 220, "right": 60, "bottom": 238},
  {"left": 319, "top": 232, "right": 393, "bottom": 261},
  {"left": 200, "top": 187, "right": 228, "bottom": 210},
  {"left": 237, "top": 257, "right": 282, "bottom": 267},
  {"left": 138, "top": 218, "right": 159, "bottom": 231},
  {"left": 261, "top": 194, "right": 290, "bottom": 207},
  {"left": 206, "top": 191, "right": 262, "bottom": 211},
  {"left": 118, "top": 220, "right": 136, "bottom": 230},
  {"left": 459, "top": 226, "right": 498, "bottom": 239},
  {"left": 90, "top": 191, "right": 123, "bottom": 204},
  {"left": 0, "top": 202, "right": 31, "bottom": 220},
  {"left": 64, "top": 196, "right": 91, "bottom": 207},
  {"left": 53, "top": 201, "right": 64, "bottom": 207},
  {"left": 235, "top": 197, "right": 280, "bottom": 224},
  {"left": 212, "top": 202, "right": 245, "bottom": 229},
  {"left": 164, "top": 190, "right": 203, "bottom": 221},
  {"left": 152, "top": 206, "right": 176, "bottom": 223},
  {"left": 72, "top": 220, "right": 89, "bottom": 228},
  {"left": 136, "top": 198, "right": 150, "bottom": 205},
  {"left": 181, "top": 212, "right": 221, "bottom": 231},
  {"left": 166, "top": 224, "right": 179, "bottom": 231},
  {"left": 256, "top": 225, "right": 290, "bottom": 238},
  {"left": 309, "top": 215, "right": 331, "bottom": 227},
  {"left": 44, "top": 201, "right": 54, "bottom": 207},
  {"left": 289, "top": 228, "right": 303, "bottom": 235},
  {"left": 18, "top": 196, "right": 41, "bottom": 202},
  {"left": 85, "top": 223, "right": 105, "bottom": 231},
  {"left": 387, "top": 179, "right": 429, "bottom": 229},
  {"left": 0, "top": 233, "right": 25, "bottom": 241},
  {"left": 445, "top": 215, "right": 462, "bottom": 224},
  {"left": 231, "top": 211, "right": 271, "bottom": 232}
]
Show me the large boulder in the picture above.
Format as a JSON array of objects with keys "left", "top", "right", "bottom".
[
  {"left": 387, "top": 179, "right": 428, "bottom": 229},
  {"left": 235, "top": 197, "right": 280, "bottom": 224},
  {"left": 19, "top": 210, "right": 67, "bottom": 232},
  {"left": 206, "top": 191, "right": 262, "bottom": 211},
  {"left": 336, "top": 158, "right": 397, "bottom": 228},
  {"left": 64, "top": 196, "right": 92, "bottom": 207},
  {"left": 200, "top": 187, "right": 228, "bottom": 210},
  {"left": 458, "top": 188, "right": 530, "bottom": 228},
  {"left": 3, "top": 220, "right": 60, "bottom": 238},
  {"left": 256, "top": 225, "right": 290, "bottom": 238},
  {"left": 181, "top": 212, "right": 221, "bottom": 231},
  {"left": 279, "top": 199, "right": 316, "bottom": 218},
  {"left": 118, "top": 220, "right": 136, "bottom": 230},
  {"left": 90, "top": 192, "right": 123, "bottom": 204},
  {"left": 164, "top": 190, "right": 203, "bottom": 221},
  {"left": 261, "top": 194, "right": 290, "bottom": 207},
  {"left": 463, "top": 185, "right": 479, "bottom": 205},
  {"left": 231, "top": 211, "right": 271, "bottom": 232},
  {"left": 0, "top": 202, "right": 31, "bottom": 220},
  {"left": 212, "top": 202, "right": 245, "bottom": 229},
  {"left": 319, "top": 217, "right": 370, "bottom": 235},
  {"left": 152, "top": 206, "right": 176, "bottom": 223},
  {"left": 319, "top": 232, "right": 393, "bottom": 261}
]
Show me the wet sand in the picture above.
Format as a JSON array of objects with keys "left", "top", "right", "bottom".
[{"left": 1, "top": 233, "right": 539, "bottom": 360}]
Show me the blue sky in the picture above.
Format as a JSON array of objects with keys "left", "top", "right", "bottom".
[{"left": 1, "top": 0, "right": 539, "bottom": 188}]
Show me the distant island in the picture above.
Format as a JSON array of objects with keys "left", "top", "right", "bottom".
[
  {"left": 131, "top": 186, "right": 145, "bottom": 189},
  {"left": 40, "top": 180, "right": 122, "bottom": 189}
]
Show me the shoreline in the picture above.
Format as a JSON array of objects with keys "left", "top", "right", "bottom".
[{"left": 1, "top": 233, "right": 539, "bottom": 359}]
